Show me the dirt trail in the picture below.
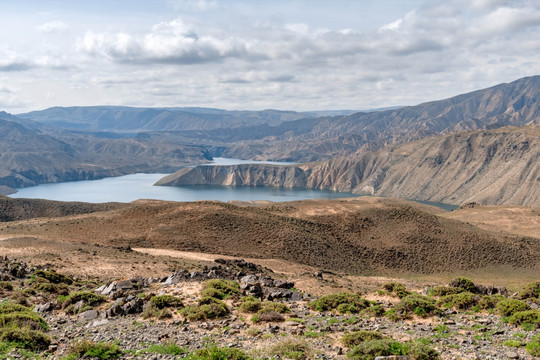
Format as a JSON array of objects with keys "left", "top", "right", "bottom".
[{"left": 132, "top": 248, "right": 318, "bottom": 275}]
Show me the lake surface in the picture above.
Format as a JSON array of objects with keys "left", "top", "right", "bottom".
[
  {"left": 9, "top": 158, "right": 356, "bottom": 203},
  {"left": 9, "top": 157, "right": 457, "bottom": 210}
]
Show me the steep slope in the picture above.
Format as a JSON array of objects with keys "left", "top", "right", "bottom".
[
  {"left": 157, "top": 126, "right": 540, "bottom": 206},
  {"left": 0, "top": 113, "right": 211, "bottom": 190},
  {"left": 1, "top": 198, "right": 538, "bottom": 275}
]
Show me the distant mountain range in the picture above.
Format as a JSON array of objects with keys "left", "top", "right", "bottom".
[
  {"left": 2, "top": 75, "right": 540, "bottom": 206},
  {"left": 157, "top": 125, "right": 540, "bottom": 206}
]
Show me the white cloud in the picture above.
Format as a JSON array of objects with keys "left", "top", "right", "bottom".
[{"left": 37, "top": 21, "right": 69, "bottom": 33}]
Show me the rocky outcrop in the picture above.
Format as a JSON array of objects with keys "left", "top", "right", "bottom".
[{"left": 156, "top": 126, "right": 540, "bottom": 206}]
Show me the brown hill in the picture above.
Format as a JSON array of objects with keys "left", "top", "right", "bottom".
[
  {"left": 157, "top": 125, "right": 540, "bottom": 206},
  {"left": 0, "top": 195, "right": 125, "bottom": 222},
  {"left": 1, "top": 197, "right": 538, "bottom": 275}
]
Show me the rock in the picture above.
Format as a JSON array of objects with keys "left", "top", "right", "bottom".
[
  {"left": 79, "top": 310, "right": 99, "bottom": 321},
  {"left": 34, "top": 302, "right": 53, "bottom": 313},
  {"left": 274, "top": 279, "right": 295, "bottom": 289},
  {"left": 506, "top": 352, "right": 519, "bottom": 359},
  {"left": 123, "top": 298, "right": 144, "bottom": 315}
]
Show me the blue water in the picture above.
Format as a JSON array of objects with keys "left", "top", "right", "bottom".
[{"left": 9, "top": 158, "right": 356, "bottom": 203}]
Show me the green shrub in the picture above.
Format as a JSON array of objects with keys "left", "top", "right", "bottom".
[
  {"left": 408, "top": 342, "right": 441, "bottom": 360},
  {"left": 394, "top": 294, "right": 439, "bottom": 318},
  {"left": 0, "top": 302, "right": 32, "bottom": 314},
  {"left": 185, "top": 343, "right": 250, "bottom": 360},
  {"left": 437, "top": 292, "right": 481, "bottom": 310},
  {"left": 260, "top": 301, "right": 290, "bottom": 314},
  {"left": 496, "top": 299, "right": 531, "bottom": 317},
  {"left": 382, "top": 282, "right": 411, "bottom": 299},
  {"left": 144, "top": 341, "right": 187, "bottom": 355},
  {"left": 0, "top": 327, "right": 51, "bottom": 351},
  {"left": 448, "top": 277, "right": 477, "bottom": 293},
  {"left": 503, "top": 339, "right": 523, "bottom": 347},
  {"left": 67, "top": 340, "right": 123, "bottom": 359},
  {"left": 518, "top": 282, "right": 540, "bottom": 300},
  {"left": 526, "top": 334, "right": 540, "bottom": 357},
  {"left": 428, "top": 286, "right": 464, "bottom": 297},
  {"left": 362, "top": 304, "right": 385, "bottom": 317},
  {"left": 180, "top": 300, "right": 229, "bottom": 321},
  {"left": 309, "top": 292, "right": 370, "bottom": 312},
  {"left": 33, "top": 270, "right": 73, "bottom": 285},
  {"left": 348, "top": 338, "right": 408, "bottom": 359},
  {"left": 202, "top": 279, "right": 240, "bottom": 298},
  {"left": 200, "top": 288, "right": 227, "bottom": 300},
  {"left": 62, "top": 291, "right": 106, "bottom": 314},
  {"left": 478, "top": 295, "right": 504, "bottom": 309},
  {"left": 342, "top": 331, "right": 385, "bottom": 347},
  {"left": 267, "top": 337, "right": 313, "bottom": 360},
  {"left": 238, "top": 297, "right": 262, "bottom": 313},
  {"left": 32, "top": 281, "right": 69, "bottom": 295},
  {"left": 508, "top": 310, "right": 540, "bottom": 328},
  {"left": 0, "top": 282, "right": 13, "bottom": 291},
  {"left": 0, "top": 311, "right": 48, "bottom": 331},
  {"left": 150, "top": 295, "right": 183, "bottom": 309}
]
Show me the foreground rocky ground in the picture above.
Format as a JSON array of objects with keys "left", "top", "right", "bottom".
[{"left": 0, "top": 256, "right": 539, "bottom": 360}]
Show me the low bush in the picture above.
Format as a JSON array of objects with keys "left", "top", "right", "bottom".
[
  {"left": 508, "top": 310, "right": 540, "bottom": 328},
  {"left": 382, "top": 282, "right": 411, "bottom": 299},
  {"left": 0, "top": 327, "right": 51, "bottom": 351},
  {"left": 260, "top": 301, "right": 290, "bottom": 314},
  {"left": 0, "top": 302, "right": 31, "bottom": 314},
  {"left": 518, "top": 282, "right": 540, "bottom": 300},
  {"left": 33, "top": 270, "right": 73, "bottom": 285},
  {"left": 437, "top": 292, "right": 481, "bottom": 310},
  {"left": 309, "top": 292, "right": 370, "bottom": 312},
  {"left": 449, "top": 277, "right": 477, "bottom": 293},
  {"left": 348, "top": 338, "right": 440, "bottom": 360},
  {"left": 394, "top": 294, "right": 439, "bottom": 318},
  {"left": 202, "top": 279, "right": 240, "bottom": 298},
  {"left": 342, "top": 331, "right": 385, "bottom": 347},
  {"left": 503, "top": 339, "right": 523, "bottom": 347},
  {"left": 66, "top": 340, "right": 123, "bottom": 359},
  {"left": 238, "top": 296, "right": 262, "bottom": 313},
  {"left": 142, "top": 305, "right": 173, "bottom": 320},
  {"left": 526, "top": 334, "right": 540, "bottom": 357},
  {"left": 185, "top": 343, "right": 250, "bottom": 360},
  {"left": 496, "top": 299, "right": 531, "bottom": 317},
  {"left": 143, "top": 341, "right": 187, "bottom": 355},
  {"left": 180, "top": 300, "right": 229, "bottom": 321},
  {"left": 348, "top": 338, "right": 408, "bottom": 359},
  {"left": 150, "top": 295, "right": 183, "bottom": 309},
  {"left": 266, "top": 337, "right": 313, "bottom": 360},
  {"left": 32, "top": 281, "right": 69, "bottom": 295},
  {"left": 61, "top": 291, "right": 106, "bottom": 314},
  {"left": 361, "top": 304, "right": 385, "bottom": 317},
  {"left": 0, "top": 310, "right": 48, "bottom": 331}
]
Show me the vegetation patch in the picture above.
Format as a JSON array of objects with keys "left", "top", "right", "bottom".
[
  {"left": 382, "top": 282, "right": 411, "bottom": 299},
  {"left": 393, "top": 294, "right": 439, "bottom": 319},
  {"left": 33, "top": 270, "right": 73, "bottom": 285},
  {"left": 518, "top": 282, "right": 540, "bottom": 300},
  {"left": 238, "top": 296, "right": 262, "bottom": 313},
  {"left": 185, "top": 343, "right": 250, "bottom": 360},
  {"left": 496, "top": 299, "right": 531, "bottom": 317},
  {"left": 267, "top": 337, "right": 313, "bottom": 360},
  {"left": 0, "top": 327, "right": 51, "bottom": 351},
  {"left": 150, "top": 294, "right": 183, "bottom": 309},
  {"left": 348, "top": 338, "right": 440, "bottom": 360},
  {"left": 436, "top": 292, "right": 482, "bottom": 310},
  {"left": 448, "top": 277, "right": 477, "bottom": 293},
  {"left": 507, "top": 310, "right": 540, "bottom": 328},
  {"left": 0, "top": 282, "right": 13, "bottom": 292},
  {"left": 143, "top": 341, "right": 187, "bottom": 355},
  {"left": 180, "top": 299, "right": 229, "bottom": 321},
  {"left": 61, "top": 291, "right": 106, "bottom": 314},
  {"left": 309, "top": 292, "right": 370, "bottom": 313},
  {"left": 66, "top": 340, "right": 123, "bottom": 359},
  {"left": 202, "top": 279, "right": 240, "bottom": 299},
  {"left": 342, "top": 330, "right": 385, "bottom": 347}
]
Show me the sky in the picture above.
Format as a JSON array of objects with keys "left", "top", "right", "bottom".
[{"left": 1, "top": 0, "right": 540, "bottom": 113}]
